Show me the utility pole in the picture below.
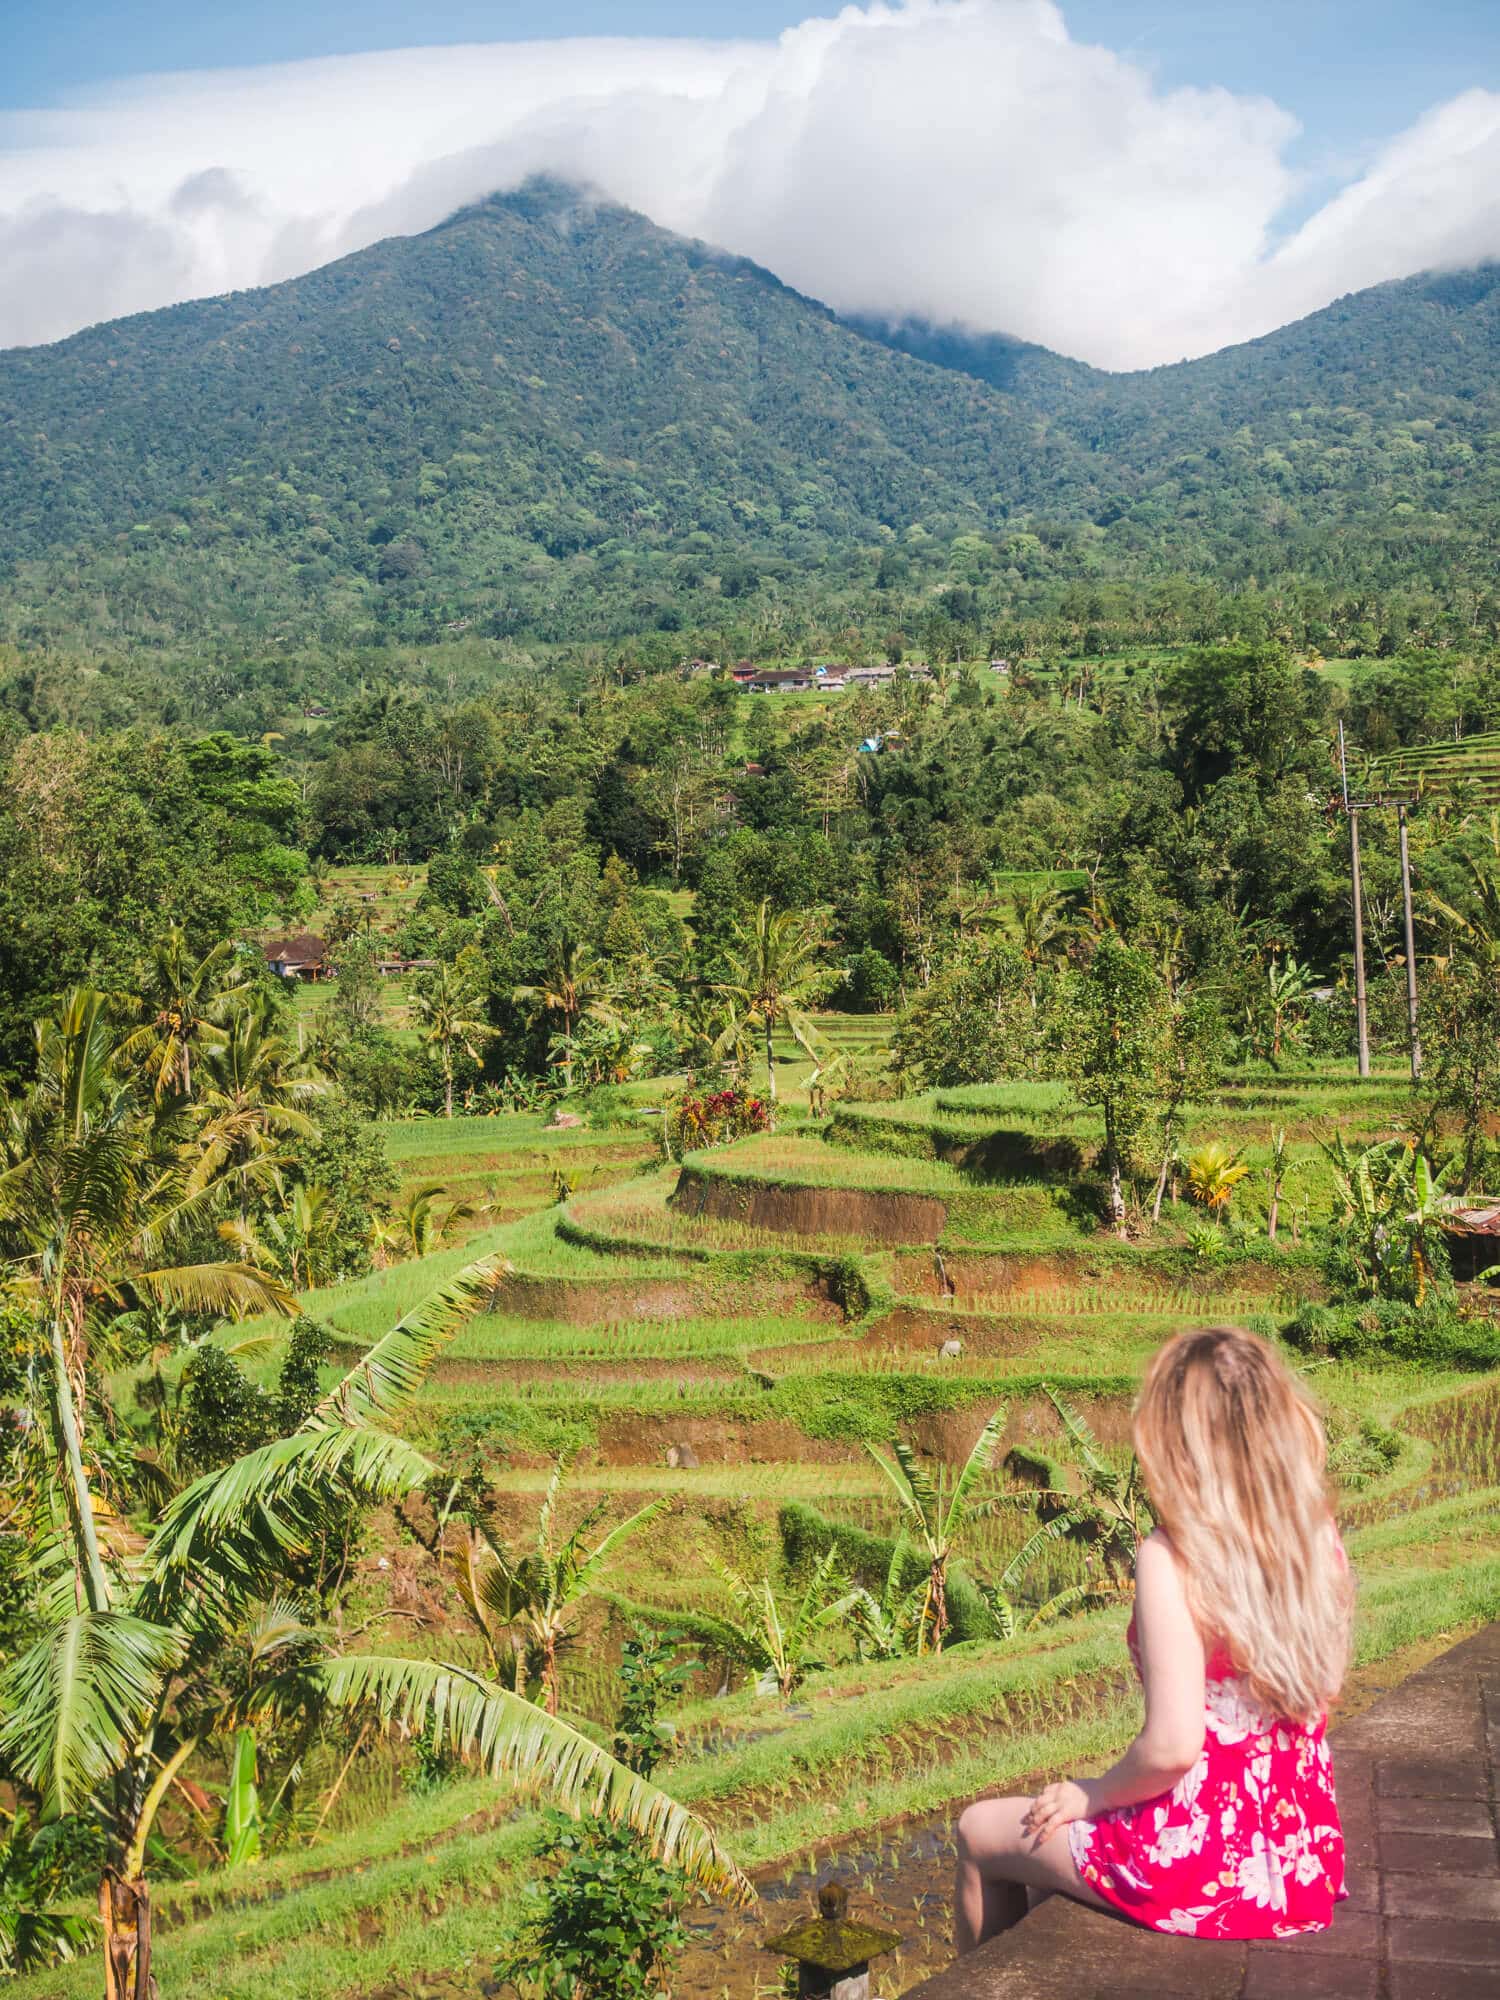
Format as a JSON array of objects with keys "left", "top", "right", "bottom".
[
  {"left": 1336, "top": 721, "right": 1422, "bottom": 1084},
  {"left": 1398, "top": 804, "right": 1422, "bottom": 1081},
  {"left": 1340, "top": 723, "right": 1371, "bottom": 1080}
]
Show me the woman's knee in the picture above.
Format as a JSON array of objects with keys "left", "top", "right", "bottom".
[{"left": 956, "top": 1796, "right": 1026, "bottom": 1865}]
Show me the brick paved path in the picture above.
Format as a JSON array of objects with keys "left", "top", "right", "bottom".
[{"left": 901, "top": 1622, "right": 1500, "bottom": 1999}]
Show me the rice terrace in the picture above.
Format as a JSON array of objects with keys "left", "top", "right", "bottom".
[{"left": 10, "top": 998, "right": 1500, "bottom": 1999}]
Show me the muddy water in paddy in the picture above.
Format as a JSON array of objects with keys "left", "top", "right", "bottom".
[{"left": 677, "top": 1813, "right": 964, "bottom": 1996}]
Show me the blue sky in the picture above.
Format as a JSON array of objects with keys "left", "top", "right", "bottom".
[{"left": 7, "top": 0, "right": 1498, "bottom": 169}]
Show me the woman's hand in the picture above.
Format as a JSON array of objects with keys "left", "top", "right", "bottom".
[{"left": 1022, "top": 1778, "right": 1091, "bottom": 1849}]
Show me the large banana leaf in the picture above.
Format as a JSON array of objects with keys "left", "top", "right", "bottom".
[
  {"left": 0, "top": 1613, "right": 184, "bottom": 1819},
  {"left": 137, "top": 1426, "right": 437, "bottom": 1628},
  {"left": 944, "top": 1408, "right": 1008, "bottom": 1533},
  {"left": 296, "top": 1654, "right": 752, "bottom": 1904},
  {"left": 309, "top": 1250, "right": 512, "bottom": 1428}
]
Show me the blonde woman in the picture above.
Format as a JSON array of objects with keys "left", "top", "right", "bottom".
[{"left": 954, "top": 1326, "right": 1354, "bottom": 1951}]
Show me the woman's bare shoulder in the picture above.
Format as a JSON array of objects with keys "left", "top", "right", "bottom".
[{"left": 1136, "top": 1528, "right": 1191, "bottom": 1597}]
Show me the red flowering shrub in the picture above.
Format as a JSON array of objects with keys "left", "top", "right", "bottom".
[{"left": 667, "top": 1085, "right": 772, "bottom": 1152}]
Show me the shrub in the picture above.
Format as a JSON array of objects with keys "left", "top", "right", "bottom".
[
  {"left": 496, "top": 1634, "right": 698, "bottom": 1999},
  {"left": 666, "top": 1084, "right": 771, "bottom": 1154},
  {"left": 1284, "top": 1298, "right": 1500, "bottom": 1373}
]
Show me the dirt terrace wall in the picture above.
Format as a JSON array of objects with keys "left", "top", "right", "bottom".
[{"left": 674, "top": 1166, "right": 947, "bottom": 1244}]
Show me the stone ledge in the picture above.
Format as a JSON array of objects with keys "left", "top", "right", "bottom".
[{"left": 900, "top": 1624, "right": 1500, "bottom": 2000}]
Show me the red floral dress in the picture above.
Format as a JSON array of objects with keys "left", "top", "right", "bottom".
[{"left": 1068, "top": 1615, "right": 1346, "bottom": 1938}]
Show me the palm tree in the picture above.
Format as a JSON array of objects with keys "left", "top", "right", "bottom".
[
  {"left": 122, "top": 929, "right": 248, "bottom": 1101},
  {"left": 412, "top": 962, "right": 496, "bottom": 1119},
  {"left": 866, "top": 1411, "right": 1006, "bottom": 1653},
  {"left": 0, "top": 1253, "right": 748, "bottom": 1998},
  {"left": 713, "top": 900, "right": 833, "bottom": 1113},
  {"left": 222, "top": 1183, "right": 336, "bottom": 1291},
  {"left": 191, "top": 995, "right": 326, "bottom": 1221},
  {"left": 999, "top": 886, "right": 1074, "bottom": 971},
  {"left": 1184, "top": 1141, "right": 1252, "bottom": 1217},
  {"left": 0, "top": 990, "right": 292, "bottom": 1612},
  {"left": 513, "top": 943, "right": 623, "bottom": 1094},
  {"left": 455, "top": 1463, "right": 663, "bottom": 1713},
  {"left": 374, "top": 1181, "right": 482, "bottom": 1264}
]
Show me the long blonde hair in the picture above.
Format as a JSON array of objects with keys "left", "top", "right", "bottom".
[{"left": 1133, "top": 1326, "right": 1353, "bottom": 1724}]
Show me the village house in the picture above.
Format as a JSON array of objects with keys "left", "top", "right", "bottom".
[
  {"left": 748, "top": 668, "right": 814, "bottom": 692},
  {"left": 263, "top": 932, "right": 329, "bottom": 980},
  {"left": 1442, "top": 1198, "right": 1500, "bottom": 1282}
]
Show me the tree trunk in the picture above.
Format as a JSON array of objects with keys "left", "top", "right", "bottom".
[
  {"left": 1267, "top": 1177, "right": 1281, "bottom": 1244},
  {"left": 929, "top": 1559, "right": 948, "bottom": 1655},
  {"left": 1104, "top": 1103, "right": 1127, "bottom": 1239},
  {"left": 100, "top": 1868, "right": 155, "bottom": 2000},
  {"left": 444, "top": 1056, "right": 454, "bottom": 1121},
  {"left": 1150, "top": 1150, "right": 1170, "bottom": 1226},
  {"left": 543, "top": 1629, "right": 559, "bottom": 1714},
  {"left": 764, "top": 1015, "right": 777, "bottom": 1119}
]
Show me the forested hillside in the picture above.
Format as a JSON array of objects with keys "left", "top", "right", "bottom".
[{"left": 1, "top": 180, "right": 1498, "bottom": 662}]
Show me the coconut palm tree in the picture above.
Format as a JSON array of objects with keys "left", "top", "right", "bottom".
[
  {"left": 999, "top": 886, "right": 1074, "bottom": 970},
  {"left": 373, "top": 1181, "right": 483, "bottom": 1264},
  {"left": 454, "top": 1462, "right": 663, "bottom": 1713},
  {"left": 866, "top": 1411, "right": 1006, "bottom": 1654},
  {"left": 121, "top": 930, "right": 249, "bottom": 1102},
  {"left": 0, "top": 990, "right": 292, "bottom": 1609},
  {"left": 712, "top": 900, "right": 834, "bottom": 1114},
  {"left": 0, "top": 1253, "right": 748, "bottom": 1999},
  {"left": 190, "top": 995, "right": 326, "bottom": 1220},
  {"left": 221, "top": 1183, "right": 337, "bottom": 1291},
  {"left": 513, "top": 942, "right": 623, "bottom": 1094},
  {"left": 412, "top": 962, "right": 496, "bottom": 1119}
]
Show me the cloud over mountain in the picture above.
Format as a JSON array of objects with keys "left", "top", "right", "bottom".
[{"left": 4, "top": 0, "right": 1500, "bottom": 367}]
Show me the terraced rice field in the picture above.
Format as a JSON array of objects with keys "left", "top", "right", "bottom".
[{"left": 72, "top": 1065, "right": 1500, "bottom": 2000}]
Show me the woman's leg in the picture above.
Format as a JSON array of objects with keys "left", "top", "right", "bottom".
[{"left": 953, "top": 1797, "right": 1111, "bottom": 1956}]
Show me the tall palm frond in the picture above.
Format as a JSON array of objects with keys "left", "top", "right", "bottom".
[
  {"left": 0, "top": 1614, "right": 185, "bottom": 1818},
  {"left": 310, "top": 1249, "right": 512, "bottom": 1428},
  {"left": 275, "top": 1654, "right": 751, "bottom": 1902},
  {"left": 137, "top": 1426, "right": 439, "bottom": 1629}
]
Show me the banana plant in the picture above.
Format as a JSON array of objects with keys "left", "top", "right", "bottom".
[
  {"left": 453, "top": 1464, "right": 664, "bottom": 1713},
  {"left": 866, "top": 1410, "right": 1007, "bottom": 1654},
  {"left": 702, "top": 1546, "right": 860, "bottom": 1698},
  {"left": 1003, "top": 1388, "right": 1153, "bottom": 1609},
  {"left": 1322, "top": 1134, "right": 1460, "bottom": 1301},
  {"left": 845, "top": 1531, "right": 929, "bottom": 1661}
]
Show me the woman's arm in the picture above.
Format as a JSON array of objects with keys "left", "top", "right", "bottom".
[{"left": 1024, "top": 1530, "right": 1206, "bottom": 1847}]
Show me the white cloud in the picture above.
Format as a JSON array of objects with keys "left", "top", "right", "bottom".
[{"left": 1, "top": 0, "right": 1498, "bottom": 368}]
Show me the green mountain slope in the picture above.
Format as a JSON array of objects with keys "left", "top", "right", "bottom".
[
  {"left": 1, "top": 179, "right": 1498, "bottom": 652},
  {"left": 865, "top": 267, "right": 1500, "bottom": 589},
  {"left": 0, "top": 181, "right": 1095, "bottom": 648}
]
